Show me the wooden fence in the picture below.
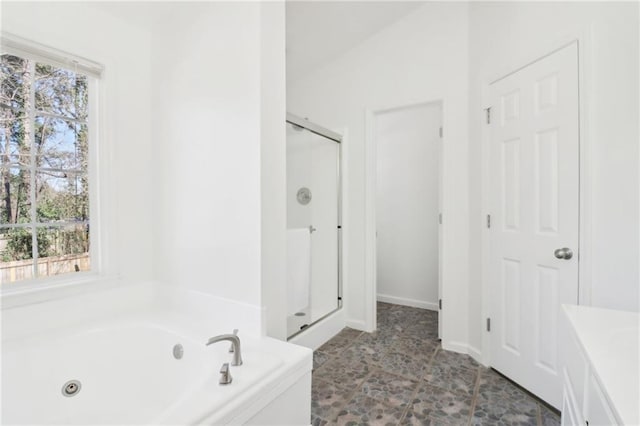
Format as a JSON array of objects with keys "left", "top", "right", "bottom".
[{"left": 0, "top": 253, "right": 90, "bottom": 284}]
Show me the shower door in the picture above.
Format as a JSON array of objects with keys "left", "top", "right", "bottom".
[{"left": 286, "top": 113, "right": 341, "bottom": 339}]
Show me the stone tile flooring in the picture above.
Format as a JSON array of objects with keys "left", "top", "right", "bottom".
[{"left": 311, "top": 302, "right": 561, "bottom": 425}]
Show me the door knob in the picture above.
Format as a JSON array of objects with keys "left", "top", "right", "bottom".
[{"left": 554, "top": 248, "right": 573, "bottom": 260}]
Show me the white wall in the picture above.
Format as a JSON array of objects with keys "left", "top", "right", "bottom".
[
  {"left": 260, "top": 2, "right": 288, "bottom": 339},
  {"left": 3, "top": 1, "right": 287, "bottom": 338},
  {"left": 288, "top": 3, "right": 470, "bottom": 350},
  {"left": 150, "top": 3, "right": 265, "bottom": 306},
  {"left": 1, "top": 1, "right": 286, "bottom": 336},
  {"left": 1, "top": 1, "right": 154, "bottom": 282},
  {"left": 375, "top": 103, "right": 441, "bottom": 310},
  {"left": 468, "top": 2, "right": 640, "bottom": 356}
]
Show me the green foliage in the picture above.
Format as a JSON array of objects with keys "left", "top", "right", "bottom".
[
  {"left": 1, "top": 225, "right": 89, "bottom": 262},
  {"left": 2, "top": 228, "right": 51, "bottom": 261},
  {"left": 56, "top": 226, "right": 90, "bottom": 255},
  {"left": 36, "top": 198, "right": 62, "bottom": 221}
]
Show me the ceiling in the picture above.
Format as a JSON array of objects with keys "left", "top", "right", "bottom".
[
  {"left": 286, "top": 1, "right": 425, "bottom": 82},
  {"left": 92, "top": 1, "right": 425, "bottom": 83}
]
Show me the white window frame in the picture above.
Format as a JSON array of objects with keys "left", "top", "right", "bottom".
[{"left": 0, "top": 33, "right": 110, "bottom": 296}]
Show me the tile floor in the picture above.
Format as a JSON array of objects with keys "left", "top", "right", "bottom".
[{"left": 311, "top": 302, "right": 561, "bottom": 425}]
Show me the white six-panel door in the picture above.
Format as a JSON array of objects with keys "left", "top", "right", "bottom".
[{"left": 488, "top": 42, "right": 580, "bottom": 408}]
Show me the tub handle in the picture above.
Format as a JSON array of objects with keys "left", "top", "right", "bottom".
[{"left": 219, "top": 363, "right": 232, "bottom": 385}]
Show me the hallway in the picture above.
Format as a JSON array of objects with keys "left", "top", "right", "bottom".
[{"left": 311, "top": 303, "right": 560, "bottom": 425}]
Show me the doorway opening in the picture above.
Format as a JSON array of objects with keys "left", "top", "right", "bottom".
[{"left": 372, "top": 101, "right": 443, "bottom": 336}]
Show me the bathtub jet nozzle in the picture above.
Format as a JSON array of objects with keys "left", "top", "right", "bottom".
[{"left": 61, "top": 380, "right": 82, "bottom": 397}]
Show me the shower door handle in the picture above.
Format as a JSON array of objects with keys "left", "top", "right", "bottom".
[{"left": 309, "top": 225, "right": 317, "bottom": 233}]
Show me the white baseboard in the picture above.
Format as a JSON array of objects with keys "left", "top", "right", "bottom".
[
  {"left": 288, "top": 309, "right": 345, "bottom": 351},
  {"left": 467, "top": 345, "right": 485, "bottom": 366},
  {"left": 346, "top": 318, "right": 368, "bottom": 332},
  {"left": 441, "top": 340, "right": 487, "bottom": 367},
  {"left": 442, "top": 340, "right": 468, "bottom": 354},
  {"left": 377, "top": 293, "right": 438, "bottom": 311}
]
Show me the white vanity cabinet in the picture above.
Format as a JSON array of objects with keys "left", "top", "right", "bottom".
[
  {"left": 560, "top": 330, "right": 586, "bottom": 425},
  {"left": 561, "top": 305, "right": 639, "bottom": 426},
  {"left": 584, "top": 374, "right": 617, "bottom": 426}
]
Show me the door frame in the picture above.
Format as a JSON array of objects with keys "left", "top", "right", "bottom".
[
  {"left": 480, "top": 34, "right": 595, "bottom": 366},
  {"left": 364, "top": 99, "right": 444, "bottom": 333}
]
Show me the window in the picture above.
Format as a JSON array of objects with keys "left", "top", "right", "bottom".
[{"left": 0, "top": 50, "right": 95, "bottom": 284}]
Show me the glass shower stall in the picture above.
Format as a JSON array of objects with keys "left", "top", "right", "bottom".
[{"left": 285, "top": 113, "right": 342, "bottom": 339}]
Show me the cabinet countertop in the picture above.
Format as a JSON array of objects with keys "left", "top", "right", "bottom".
[{"left": 563, "top": 304, "right": 639, "bottom": 426}]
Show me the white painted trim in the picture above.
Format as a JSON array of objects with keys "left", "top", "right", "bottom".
[
  {"left": 1, "top": 32, "right": 103, "bottom": 77},
  {"left": 437, "top": 105, "right": 444, "bottom": 340},
  {"left": 441, "top": 340, "right": 469, "bottom": 355},
  {"left": 480, "top": 32, "right": 594, "bottom": 368},
  {"left": 364, "top": 110, "right": 377, "bottom": 333},
  {"left": 467, "top": 344, "right": 485, "bottom": 366},
  {"left": 288, "top": 308, "right": 346, "bottom": 351},
  {"left": 346, "top": 318, "right": 368, "bottom": 332},
  {"left": 377, "top": 293, "right": 438, "bottom": 311},
  {"left": 480, "top": 80, "right": 493, "bottom": 367},
  {"left": 576, "top": 30, "right": 595, "bottom": 308},
  {"left": 440, "top": 340, "right": 487, "bottom": 367},
  {"left": 364, "top": 99, "right": 444, "bottom": 336},
  {"left": 340, "top": 127, "right": 350, "bottom": 320}
]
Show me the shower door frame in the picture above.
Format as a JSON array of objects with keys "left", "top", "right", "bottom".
[{"left": 286, "top": 112, "right": 343, "bottom": 339}]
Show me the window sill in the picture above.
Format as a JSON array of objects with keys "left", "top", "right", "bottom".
[{"left": 1, "top": 273, "right": 124, "bottom": 310}]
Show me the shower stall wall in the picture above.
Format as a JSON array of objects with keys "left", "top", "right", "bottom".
[{"left": 285, "top": 113, "right": 342, "bottom": 339}]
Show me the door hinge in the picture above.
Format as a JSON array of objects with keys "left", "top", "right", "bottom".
[
  {"left": 486, "top": 214, "right": 491, "bottom": 229},
  {"left": 485, "top": 107, "right": 492, "bottom": 124},
  {"left": 439, "top": 126, "right": 443, "bottom": 138},
  {"left": 439, "top": 213, "right": 443, "bottom": 224},
  {"left": 439, "top": 299, "right": 442, "bottom": 310},
  {"left": 486, "top": 318, "right": 491, "bottom": 332}
]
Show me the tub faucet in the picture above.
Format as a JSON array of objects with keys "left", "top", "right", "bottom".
[{"left": 206, "top": 333, "right": 243, "bottom": 366}]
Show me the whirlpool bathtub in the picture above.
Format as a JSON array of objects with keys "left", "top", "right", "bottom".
[{"left": 1, "top": 284, "right": 312, "bottom": 425}]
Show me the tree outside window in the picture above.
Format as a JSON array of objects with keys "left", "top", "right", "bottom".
[{"left": 0, "top": 53, "right": 91, "bottom": 283}]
